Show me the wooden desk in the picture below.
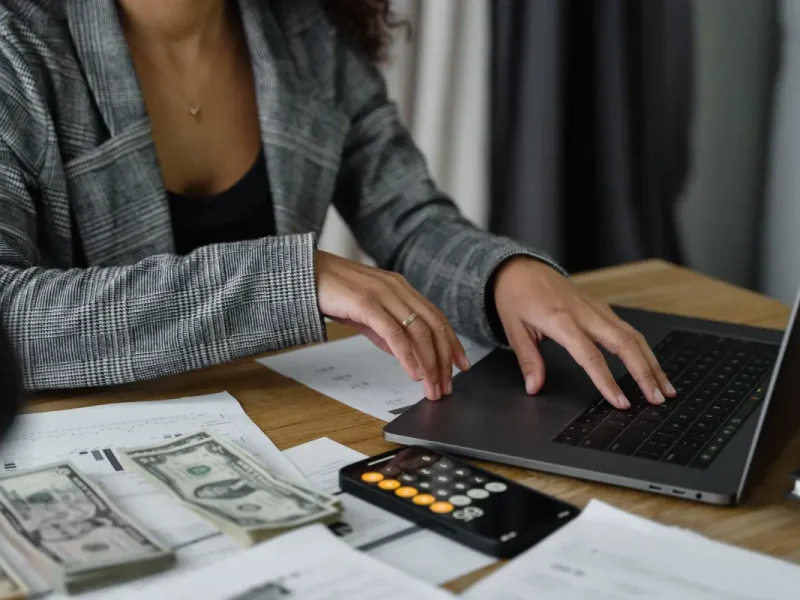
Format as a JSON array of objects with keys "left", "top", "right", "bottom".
[{"left": 26, "top": 259, "right": 800, "bottom": 592}]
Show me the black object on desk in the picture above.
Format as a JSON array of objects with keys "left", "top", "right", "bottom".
[
  {"left": 340, "top": 446, "right": 580, "bottom": 559},
  {"left": 0, "top": 322, "right": 22, "bottom": 441}
]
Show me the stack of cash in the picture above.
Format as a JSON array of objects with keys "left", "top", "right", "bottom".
[
  {"left": 0, "top": 462, "right": 175, "bottom": 594},
  {"left": 120, "top": 431, "right": 343, "bottom": 546},
  {"left": 0, "top": 555, "right": 27, "bottom": 600}
]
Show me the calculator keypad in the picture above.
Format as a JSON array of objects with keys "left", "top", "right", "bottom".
[{"left": 359, "top": 454, "right": 509, "bottom": 521}]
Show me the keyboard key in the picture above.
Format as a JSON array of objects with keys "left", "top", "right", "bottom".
[
  {"left": 699, "top": 412, "right": 724, "bottom": 426},
  {"left": 683, "top": 426, "right": 714, "bottom": 442},
  {"left": 634, "top": 448, "right": 665, "bottom": 461},
  {"left": 660, "top": 420, "right": 690, "bottom": 434},
  {"left": 573, "top": 415, "right": 603, "bottom": 426},
  {"left": 584, "top": 404, "right": 612, "bottom": 418},
  {"left": 580, "top": 424, "right": 623, "bottom": 450},
  {"left": 606, "top": 415, "right": 632, "bottom": 429},
  {"left": 651, "top": 431, "right": 679, "bottom": 445},
  {"left": 635, "top": 441, "right": 669, "bottom": 460},
  {"left": 663, "top": 440, "right": 701, "bottom": 465},
  {"left": 607, "top": 428, "right": 652, "bottom": 455},
  {"left": 640, "top": 407, "right": 668, "bottom": 421},
  {"left": 706, "top": 403, "right": 734, "bottom": 418}
]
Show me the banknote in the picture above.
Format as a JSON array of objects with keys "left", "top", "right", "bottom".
[
  {"left": 120, "top": 431, "right": 342, "bottom": 545},
  {"left": 0, "top": 462, "right": 175, "bottom": 593},
  {"left": 123, "top": 431, "right": 341, "bottom": 510},
  {"left": 0, "top": 554, "right": 26, "bottom": 600}
]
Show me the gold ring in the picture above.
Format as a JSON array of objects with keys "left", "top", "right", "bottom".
[{"left": 401, "top": 312, "right": 418, "bottom": 328}]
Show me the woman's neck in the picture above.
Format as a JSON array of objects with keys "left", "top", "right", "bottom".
[{"left": 118, "top": 0, "right": 231, "bottom": 54}]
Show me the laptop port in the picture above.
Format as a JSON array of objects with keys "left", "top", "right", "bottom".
[{"left": 672, "top": 489, "right": 685, "bottom": 495}]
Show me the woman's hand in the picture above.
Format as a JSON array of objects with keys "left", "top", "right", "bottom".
[
  {"left": 493, "top": 257, "right": 676, "bottom": 410},
  {"left": 315, "top": 250, "right": 470, "bottom": 401}
]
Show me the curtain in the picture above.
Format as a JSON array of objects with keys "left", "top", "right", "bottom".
[
  {"left": 317, "top": 0, "right": 491, "bottom": 261},
  {"left": 762, "top": 0, "right": 800, "bottom": 304},
  {"left": 489, "top": 0, "right": 693, "bottom": 273}
]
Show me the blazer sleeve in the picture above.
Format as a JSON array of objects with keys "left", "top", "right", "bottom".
[
  {"left": 330, "top": 40, "right": 568, "bottom": 347},
  {"left": 0, "top": 142, "right": 326, "bottom": 391}
]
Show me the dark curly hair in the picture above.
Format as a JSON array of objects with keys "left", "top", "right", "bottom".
[{"left": 321, "top": 0, "right": 404, "bottom": 63}]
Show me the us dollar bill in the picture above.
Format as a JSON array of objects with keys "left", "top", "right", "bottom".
[
  {"left": 0, "top": 554, "right": 27, "bottom": 600},
  {"left": 0, "top": 462, "right": 175, "bottom": 594},
  {"left": 123, "top": 431, "right": 341, "bottom": 511},
  {"left": 120, "top": 431, "right": 342, "bottom": 545}
]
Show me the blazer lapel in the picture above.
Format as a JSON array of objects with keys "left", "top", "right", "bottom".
[
  {"left": 237, "top": 0, "right": 349, "bottom": 236},
  {"left": 64, "top": 0, "right": 149, "bottom": 136},
  {"left": 64, "top": 0, "right": 173, "bottom": 265}
]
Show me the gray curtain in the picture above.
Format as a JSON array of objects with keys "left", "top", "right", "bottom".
[{"left": 490, "top": 0, "right": 693, "bottom": 273}]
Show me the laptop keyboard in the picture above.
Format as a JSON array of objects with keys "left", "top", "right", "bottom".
[{"left": 553, "top": 330, "right": 778, "bottom": 469}]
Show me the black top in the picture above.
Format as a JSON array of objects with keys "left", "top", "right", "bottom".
[{"left": 168, "top": 149, "right": 276, "bottom": 255}]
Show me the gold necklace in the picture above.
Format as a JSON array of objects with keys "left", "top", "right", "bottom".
[{"left": 127, "top": 40, "right": 221, "bottom": 122}]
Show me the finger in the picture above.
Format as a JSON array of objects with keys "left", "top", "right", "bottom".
[
  {"left": 542, "top": 314, "right": 630, "bottom": 409},
  {"left": 392, "top": 289, "right": 456, "bottom": 395},
  {"left": 596, "top": 307, "right": 676, "bottom": 400},
  {"left": 506, "top": 321, "right": 546, "bottom": 394},
  {"left": 584, "top": 311, "right": 666, "bottom": 406},
  {"left": 391, "top": 275, "right": 470, "bottom": 372},
  {"left": 359, "top": 303, "right": 424, "bottom": 385},
  {"left": 381, "top": 298, "right": 443, "bottom": 401}
]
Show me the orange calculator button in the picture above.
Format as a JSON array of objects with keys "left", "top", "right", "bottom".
[
  {"left": 413, "top": 494, "right": 436, "bottom": 506},
  {"left": 379, "top": 479, "right": 401, "bottom": 490},
  {"left": 430, "top": 501, "right": 454, "bottom": 514},
  {"left": 361, "top": 472, "right": 384, "bottom": 483},
  {"left": 395, "top": 486, "right": 418, "bottom": 498}
]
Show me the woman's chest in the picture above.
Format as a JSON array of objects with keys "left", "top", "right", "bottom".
[{"left": 54, "top": 67, "right": 349, "bottom": 267}]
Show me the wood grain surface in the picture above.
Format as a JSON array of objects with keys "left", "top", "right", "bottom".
[{"left": 24, "top": 260, "right": 800, "bottom": 593}]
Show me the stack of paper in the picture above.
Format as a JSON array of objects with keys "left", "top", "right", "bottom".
[
  {"left": 463, "top": 499, "right": 800, "bottom": 599},
  {"left": 257, "top": 334, "right": 492, "bottom": 421},
  {"left": 98, "top": 524, "right": 455, "bottom": 600}
]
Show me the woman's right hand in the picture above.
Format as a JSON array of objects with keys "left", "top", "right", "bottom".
[{"left": 315, "top": 250, "right": 470, "bottom": 401}]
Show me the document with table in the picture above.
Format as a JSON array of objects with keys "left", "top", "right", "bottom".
[
  {"left": 98, "top": 524, "right": 454, "bottom": 600},
  {"left": 463, "top": 499, "right": 800, "bottom": 599},
  {"left": 257, "top": 334, "right": 492, "bottom": 421}
]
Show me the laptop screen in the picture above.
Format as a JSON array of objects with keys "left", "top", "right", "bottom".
[{"left": 738, "top": 287, "right": 800, "bottom": 501}]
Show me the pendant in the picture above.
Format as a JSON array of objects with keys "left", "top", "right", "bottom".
[{"left": 188, "top": 103, "right": 201, "bottom": 119}]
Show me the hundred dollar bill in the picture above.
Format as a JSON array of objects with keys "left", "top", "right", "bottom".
[
  {"left": 120, "top": 431, "right": 342, "bottom": 545},
  {"left": 123, "top": 431, "right": 341, "bottom": 511},
  {"left": 0, "top": 462, "right": 175, "bottom": 594},
  {"left": 0, "top": 554, "right": 27, "bottom": 600}
]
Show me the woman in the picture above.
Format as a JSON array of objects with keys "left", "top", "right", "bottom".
[{"left": 0, "top": 0, "right": 674, "bottom": 409}]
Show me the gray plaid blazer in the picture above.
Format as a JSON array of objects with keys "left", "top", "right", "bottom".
[{"left": 0, "top": 0, "right": 564, "bottom": 390}]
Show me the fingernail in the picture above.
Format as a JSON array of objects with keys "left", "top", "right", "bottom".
[
  {"left": 445, "top": 380, "right": 453, "bottom": 395},
  {"left": 416, "top": 368, "right": 424, "bottom": 381},
  {"left": 434, "top": 383, "right": 442, "bottom": 399},
  {"left": 462, "top": 355, "right": 471, "bottom": 370},
  {"left": 665, "top": 381, "right": 677, "bottom": 396},
  {"left": 653, "top": 389, "right": 666, "bottom": 405},
  {"left": 617, "top": 395, "right": 631, "bottom": 410},
  {"left": 525, "top": 375, "right": 536, "bottom": 394}
]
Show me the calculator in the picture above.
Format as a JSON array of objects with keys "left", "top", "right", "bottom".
[{"left": 339, "top": 446, "right": 580, "bottom": 558}]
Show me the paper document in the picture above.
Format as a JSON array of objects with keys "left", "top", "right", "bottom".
[
  {"left": 284, "top": 437, "right": 495, "bottom": 585},
  {"left": 0, "top": 393, "right": 307, "bottom": 597},
  {"left": 463, "top": 499, "right": 800, "bottom": 600},
  {"left": 258, "top": 334, "right": 492, "bottom": 421},
  {"left": 99, "top": 524, "right": 454, "bottom": 600}
]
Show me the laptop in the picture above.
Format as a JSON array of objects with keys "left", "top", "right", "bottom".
[{"left": 384, "top": 286, "right": 800, "bottom": 505}]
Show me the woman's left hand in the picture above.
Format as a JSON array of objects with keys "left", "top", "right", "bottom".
[{"left": 493, "top": 257, "right": 677, "bottom": 410}]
